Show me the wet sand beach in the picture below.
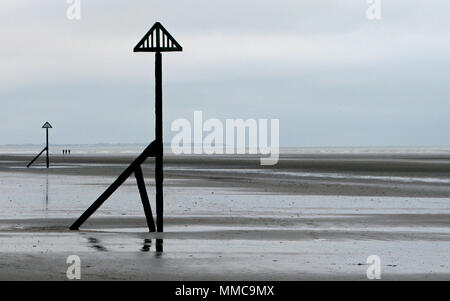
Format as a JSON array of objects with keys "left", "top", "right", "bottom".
[{"left": 0, "top": 150, "right": 449, "bottom": 280}]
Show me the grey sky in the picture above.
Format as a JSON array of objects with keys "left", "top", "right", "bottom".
[{"left": 1, "top": 0, "right": 449, "bottom": 146}]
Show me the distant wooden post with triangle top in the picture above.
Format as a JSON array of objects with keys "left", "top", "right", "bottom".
[
  {"left": 69, "top": 23, "right": 182, "bottom": 251},
  {"left": 27, "top": 121, "right": 52, "bottom": 168}
]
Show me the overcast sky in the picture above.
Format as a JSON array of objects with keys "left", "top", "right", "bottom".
[{"left": 0, "top": 0, "right": 449, "bottom": 146}]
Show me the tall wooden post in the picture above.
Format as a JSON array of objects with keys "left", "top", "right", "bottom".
[
  {"left": 46, "top": 128, "right": 49, "bottom": 168},
  {"left": 155, "top": 51, "right": 163, "bottom": 233},
  {"left": 135, "top": 22, "right": 183, "bottom": 250},
  {"left": 70, "top": 23, "right": 182, "bottom": 253}
]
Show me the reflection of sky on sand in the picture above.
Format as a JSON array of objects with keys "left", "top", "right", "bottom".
[
  {"left": 0, "top": 232, "right": 448, "bottom": 278},
  {"left": 90, "top": 225, "right": 450, "bottom": 234},
  {"left": 167, "top": 167, "right": 450, "bottom": 184},
  {"left": 0, "top": 169, "right": 449, "bottom": 279},
  {"left": 8, "top": 163, "right": 130, "bottom": 169},
  {"left": 1, "top": 171, "right": 449, "bottom": 221}
]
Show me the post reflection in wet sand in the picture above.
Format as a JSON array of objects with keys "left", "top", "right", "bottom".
[
  {"left": 142, "top": 238, "right": 164, "bottom": 254},
  {"left": 156, "top": 239, "right": 163, "bottom": 253},
  {"left": 43, "top": 174, "right": 49, "bottom": 211},
  {"left": 87, "top": 237, "right": 107, "bottom": 252},
  {"left": 83, "top": 236, "right": 163, "bottom": 253},
  {"left": 141, "top": 238, "right": 152, "bottom": 252}
]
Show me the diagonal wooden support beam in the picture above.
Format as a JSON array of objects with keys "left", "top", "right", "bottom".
[
  {"left": 27, "top": 146, "right": 47, "bottom": 168},
  {"left": 69, "top": 140, "right": 157, "bottom": 230},
  {"left": 135, "top": 166, "right": 156, "bottom": 232}
]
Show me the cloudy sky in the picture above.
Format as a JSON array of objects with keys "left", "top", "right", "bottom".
[{"left": 0, "top": 0, "right": 449, "bottom": 146}]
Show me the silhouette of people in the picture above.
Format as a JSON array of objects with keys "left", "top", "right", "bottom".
[{"left": 68, "top": 149, "right": 71, "bottom": 155}]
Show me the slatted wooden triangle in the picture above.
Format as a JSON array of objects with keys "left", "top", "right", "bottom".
[
  {"left": 42, "top": 122, "right": 52, "bottom": 129},
  {"left": 134, "top": 22, "right": 182, "bottom": 52}
]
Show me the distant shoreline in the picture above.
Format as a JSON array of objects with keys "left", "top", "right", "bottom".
[{"left": 0, "top": 144, "right": 449, "bottom": 156}]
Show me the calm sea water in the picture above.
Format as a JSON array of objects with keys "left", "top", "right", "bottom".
[{"left": 1, "top": 144, "right": 449, "bottom": 155}]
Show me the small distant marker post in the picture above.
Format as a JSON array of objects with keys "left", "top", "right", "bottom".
[
  {"left": 27, "top": 122, "right": 52, "bottom": 168},
  {"left": 70, "top": 23, "right": 182, "bottom": 252},
  {"left": 43, "top": 122, "right": 51, "bottom": 168}
]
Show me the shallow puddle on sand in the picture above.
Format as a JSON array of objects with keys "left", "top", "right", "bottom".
[{"left": 1, "top": 171, "right": 449, "bottom": 221}]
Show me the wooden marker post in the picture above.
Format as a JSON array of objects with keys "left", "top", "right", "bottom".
[
  {"left": 27, "top": 122, "right": 52, "bottom": 168},
  {"left": 134, "top": 22, "right": 183, "bottom": 232},
  {"left": 70, "top": 23, "right": 182, "bottom": 252}
]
